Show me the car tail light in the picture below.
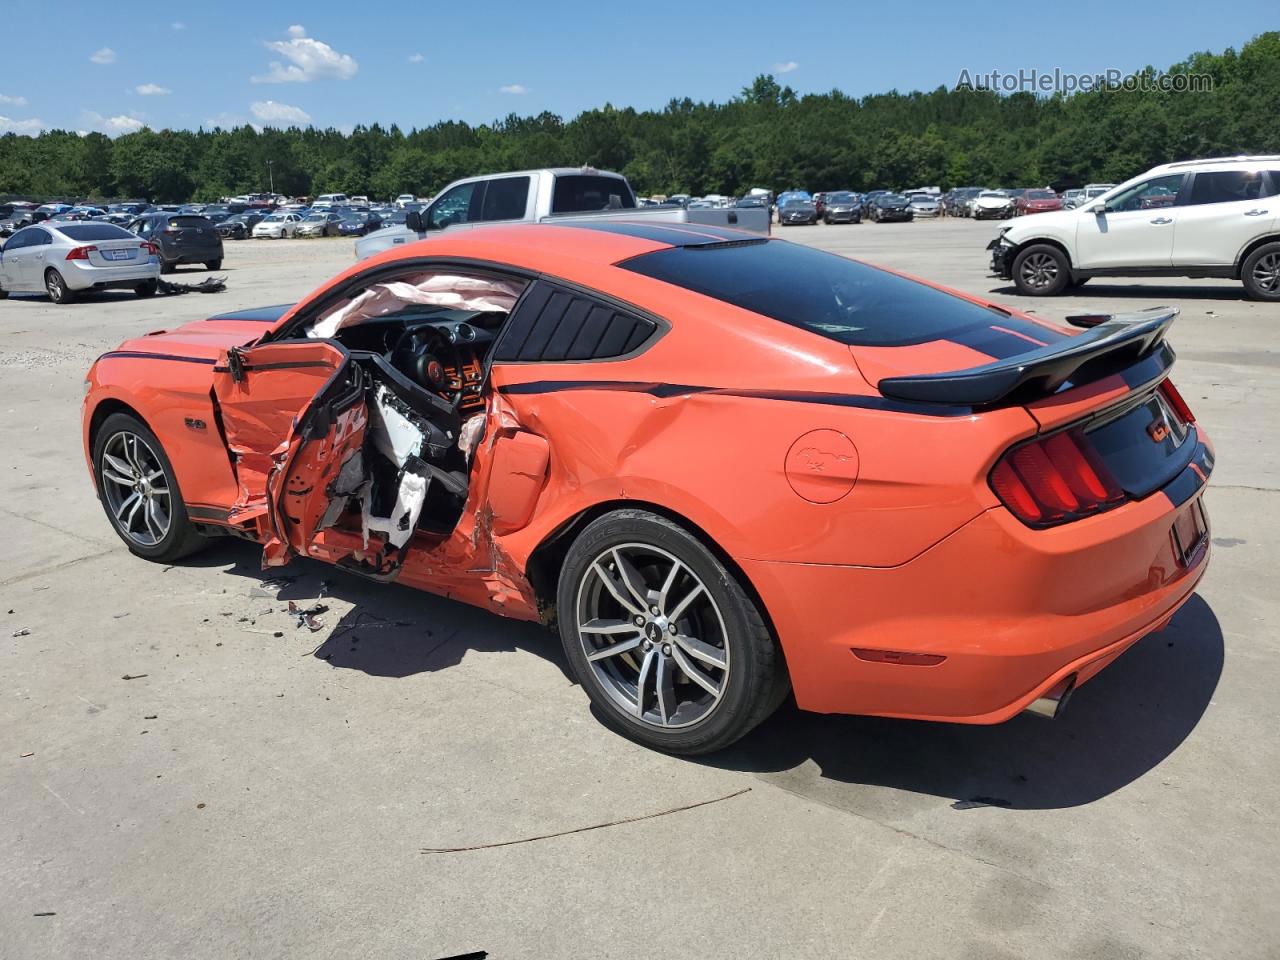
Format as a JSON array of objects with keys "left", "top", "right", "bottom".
[
  {"left": 990, "top": 427, "right": 1125, "bottom": 527},
  {"left": 65, "top": 245, "right": 97, "bottom": 260},
  {"left": 1159, "top": 379, "right": 1195, "bottom": 424},
  {"left": 141, "top": 241, "right": 159, "bottom": 255}
]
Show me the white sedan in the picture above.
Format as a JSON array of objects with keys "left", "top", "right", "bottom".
[
  {"left": 0, "top": 221, "right": 160, "bottom": 304},
  {"left": 252, "top": 213, "right": 303, "bottom": 239}
]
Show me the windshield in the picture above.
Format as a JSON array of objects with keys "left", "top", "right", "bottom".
[
  {"left": 827, "top": 193, "right": 855, "bottom": 203},
  {"left": 621, "top": 239, "right": 1041, "bottom": 348},
  {"left": 264, "top": 215, "right": 285, "bottom": 222},
  {"left": 879, "top": 194, "right": 906, "bottom": 203},
  {"left": 1026, "top": 190, "right": 1056, "bottom": 200},
  {"left": 979, "top": 191, "right": 1007, "bottom": 199},
  {"left": 781, "top": 197, "right": 812, "bottom": 207}
]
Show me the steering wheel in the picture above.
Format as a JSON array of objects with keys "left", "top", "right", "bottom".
[{"left": 389, "top": 327, "right": 462, "bottom": 405}]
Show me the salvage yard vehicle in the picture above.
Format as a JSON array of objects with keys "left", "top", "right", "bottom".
[
  {"left": 972, "top": 189, "right": 1016, "bottom": 220},
  {"left": 867, "top": 193, "right": 913, "bottom": 222},
  {"left": 908, "top": 195, "right": 941, "bottom": 218},
  {"left": 253, "top": 212, "right": 303, "bottom": 239},
  {"left": 82, "top": 222, "right": 1213, "bottom": 754},
  {"left": 1015, "top": 189, "right": 1063, "bottom": 216},
  {"left": 822, "top": 191, "right": 861, "bottom": 224},
  {"left": 1, "top": 221, "right": 160, "bottom": 302},
  {"left": 127, "top": 213, "right": 223, "bottom": 273},
  {"left": 990, "top": 156, "right": 1280, "bottom": 300},
  {"left": 297, "top": 212, "right": 344, "bottom": 238},
  {"left": 778, "top": 196, "right": 818, "bottom": 225},
  {"left": 356, "top": 168, "right": 770, "bottom": 259}
]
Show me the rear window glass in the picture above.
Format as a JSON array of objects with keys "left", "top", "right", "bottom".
[
  {"left": 56, "top": 223, "right": 135, "bottom": 241},
  {"left": 168, "top": 216, "right": 210, "bottom": 228},
  {"left": 551, "top": 175, "right": 635, "bottom": 213},
  {"left": 619, "top": 239, "right": 1015, "bottom": 347}
]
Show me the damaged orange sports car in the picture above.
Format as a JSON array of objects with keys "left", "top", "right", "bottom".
[{"left": 82, "top": 222, "right": 1213, "bottom": 754}]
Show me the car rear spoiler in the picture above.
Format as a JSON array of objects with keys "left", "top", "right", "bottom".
[{"left": 877, "top": 306, "right": 1177, "bottom": 407}]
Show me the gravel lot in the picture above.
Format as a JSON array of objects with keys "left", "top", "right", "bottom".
[{"left": 3, "top": 221, "right": 1277, "bottom": 959}]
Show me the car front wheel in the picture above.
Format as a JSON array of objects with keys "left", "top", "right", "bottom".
[
  {"left": 558, "top": 509, "right": 788, "bottom": 755},
  {"left": 1242, "top": 242, "right": 1280, "bottom": 302},
  {"left": 1011, "top": 244, "right": 1071, "bottom": 296},
  {"left": 205, "top": 259, "right": 222, "bottom": 270},
  {"left": 93, "top": 413, "right": 206, "bottom": 562}
]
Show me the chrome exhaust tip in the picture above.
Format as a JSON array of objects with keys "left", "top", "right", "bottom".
[{"left": 1024, "top": 675, "right": 1076, "bottom": 720}]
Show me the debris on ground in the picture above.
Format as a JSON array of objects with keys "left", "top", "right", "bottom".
[
  {"left": 951, "top": 796, "right": 1013, "bottom": 810},
  {"left": 287, "top": 600, "right": 328, "bottom": 632},
  {"left": 144, "top": 714, "right": 157, "bottom": 720},
  {"left": 20, "top": 752, "right": 34, "bottom": 758},
  {"left": 112, "top": 612, "right": 130, "bottom": 620},
  {"left": 158, "top": 276, "right": 227, "bottom": 296},
  {"left": 121, "top": 674, "right": 148, "bottom": 681},
  {"left": 12, "top": 627, "right": 31, "bottom": 637},
  {"left": 248, "top": 576, "right": 296, "bottom": 599},
  {"left": 33, "top": 912, "right": 56, "bottom": 917}
]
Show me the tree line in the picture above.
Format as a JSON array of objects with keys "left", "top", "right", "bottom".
[{"left": 2, "top": 33, "right": 1277, "bottom": 204}]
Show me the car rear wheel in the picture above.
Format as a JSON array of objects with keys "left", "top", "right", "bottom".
[
  {"left": 558, "top": 509, "right": 788, "bottom": 755},
  {"left": 1242, "top": 242, "right": 1280, "bottom": 302},
  {"left": 93, "top": 413, "right": 206, "bottom": 562},
  {"left": 44, "top": 268, "right": 75, "bottom": 304},
  {"left": 1012, "top": 244, "right": 1070, "bottom": 296},
  {"left": 205, "top": 259, "right": 222, "bottom": 271},
  {"left": 160, "top": 260, "right": 176, "bottom": 274},
  {"left": 135, "top": 280, "right": 158, "bottom": 298}
]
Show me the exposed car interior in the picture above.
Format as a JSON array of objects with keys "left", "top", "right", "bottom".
[{"left": 296, "top": 271, "right": 528, "bottom": 548}]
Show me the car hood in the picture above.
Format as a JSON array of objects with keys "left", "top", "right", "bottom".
[
  {"left": 975, "top": 196, "right": 1012, "bottom": 206},
  {"left": 1003, "top": 208, "right": 1078, "bottom": 239},
  {"left": 110, "top": 305, "right": 296, "bottom": 361}
]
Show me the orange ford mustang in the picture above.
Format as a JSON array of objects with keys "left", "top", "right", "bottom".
[{"left": 82, "top": 222, "right": 1213, "bottom": 754}]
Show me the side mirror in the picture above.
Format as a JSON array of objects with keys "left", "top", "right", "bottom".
[
  {"left": 404, "top": 210, "right": 424, "bottom": 233},
  {"left": 1089, "top": 201, "right": 1108, "bottom": 214}
]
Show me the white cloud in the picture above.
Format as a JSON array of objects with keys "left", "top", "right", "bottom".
[
  {"left": 0, "top": 93, "right": 28, "bottom": 106},
  {"left": 90, "top": 47, "right": 117, "bottom": 65},
  {"left": 171, "top": 21, "right": 185, "bottom": 30},
  {"left": 252, "top": 26, "right": 357, "bottom": 83},
  {"left": 250, "top": 99, "right": 311, "bottom": 126},
  {"left": 0, "top": 115, "right": 43, "bottom": 135},
  {"left": 773, "top": 60, "right": 799, "bottom": 74},
  {"left": 81, "top": 110, "right": 145, "bottom": 134},
  {"left": 135, "top": 83, "right": 171, "bottom": 96},
  {"left": 408, "top": 53, "right": 424, "bottom": 63},
  {"left": 204, "top": 112, "right": 247, "bottom": 129},
  {"left": 499, "top": 83, "right": 528, "bottom": 95}
]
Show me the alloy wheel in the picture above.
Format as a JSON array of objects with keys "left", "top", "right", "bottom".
[
  {"left": 576, "top": 542, "right": 730, "bottom": 728},
  {"left": 100, "top": 431, "right": 172, "bottom": 546},
  {"left": 1252, "top": 252, "right": 1280, "bottom": 293},
  {"left": 46, "top": 271, "right": 65, "bottom": 301},
  {"left": 1019, "top": 252, "right": 1059, "bottom": 289}
]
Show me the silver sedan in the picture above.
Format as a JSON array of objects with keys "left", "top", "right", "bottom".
[{"left": 0, "top": 222, "right": 160, "bottom": 304}]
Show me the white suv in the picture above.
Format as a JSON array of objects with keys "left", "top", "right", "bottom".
[{"left": 990, "top": 156, "right": 1280, "bottom": 300}]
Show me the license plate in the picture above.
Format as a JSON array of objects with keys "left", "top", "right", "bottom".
[
  {"left": 104, "top": 249, "right": 132, "bottom": 261},
  {"left": 1171, "top": 500, "right": 1207, "bottom": 566}
]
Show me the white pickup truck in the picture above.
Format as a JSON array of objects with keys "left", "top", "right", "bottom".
[{"left": 355, "top": 167, "right": 770, "bottom": 259}]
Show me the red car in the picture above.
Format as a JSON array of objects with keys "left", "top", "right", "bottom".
[
  {"left": 1016, "top": 189, "right": 1063, "bottom": 215},
  {"left": 82, "top": 223, "right": 1213, "bottom": 754}
]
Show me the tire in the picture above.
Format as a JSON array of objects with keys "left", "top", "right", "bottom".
[
  {"left": 205, "top": 259, "right": 222, "bottom": 271},
  {"left": 557, "top": 509, "right": 788, "bottom": 755},
  {"left": 135, "top": 280, "right": 158, "bottom": 298},
  {"left": 44, "top": 268, "right": 75, "bottom": 304},
  {"left": 92, "top": 412, "right": 207, "bottom": 563},
  {"left": 1011, "top": 243, "right": 1071, "bottom": 296},
  {"left": 160, "top": 259, "right": 175, "bottom": 275},
  {"left": 1241, "top": 242, "right": 1280, "bottom": 302}
]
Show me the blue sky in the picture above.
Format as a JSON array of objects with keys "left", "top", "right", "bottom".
[{"left": 0, "top": 0, "right": 1273, "bottom": 136}]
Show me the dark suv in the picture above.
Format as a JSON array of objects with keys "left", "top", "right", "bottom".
[{"left": 126, "top": 213, "right": 223, "bottom": 272}]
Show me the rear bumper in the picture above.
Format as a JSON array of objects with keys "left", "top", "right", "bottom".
[
  {"left": 741, "top": 478, "right": 1212, "bottom": 723},
  {"left": 166, "top": 244, "right": 222, "bottom": 264},
  {"left": 62, "top": 259, "right": 160, "bottom": 291}
]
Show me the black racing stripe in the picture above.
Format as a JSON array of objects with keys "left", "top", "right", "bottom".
[
  {"left": 207, "top": 303, "right": 294, "bottom": 323},
  {"left": 562, "top": 220, "right": 764, "bottom": 247},
  {"left": 98, "top": 351, "right": 217, "bottom": 365},
  {"left": 1162, "top": 442, "right": 1213, "bottom": 507},
  {"left": 496, "top": 380, "right": 973, "bottom": 416}
]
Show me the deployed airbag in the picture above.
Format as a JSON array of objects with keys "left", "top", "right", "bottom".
[{"left": 307, "top": 273, "right": 525, "bottom": 339}]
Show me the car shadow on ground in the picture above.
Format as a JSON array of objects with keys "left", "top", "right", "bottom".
[
  {"left": 700, "top": 594, "right": 1223, "bottom": 810},
  {"left": 186, "top": 540, "right": 1220, "bottom": 809},
  {"left": 191, "top": 538, "right": 570, "bottom": 680},
  {"left": 988, "top": 282, "right": 1246, "bottom": 302}
]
